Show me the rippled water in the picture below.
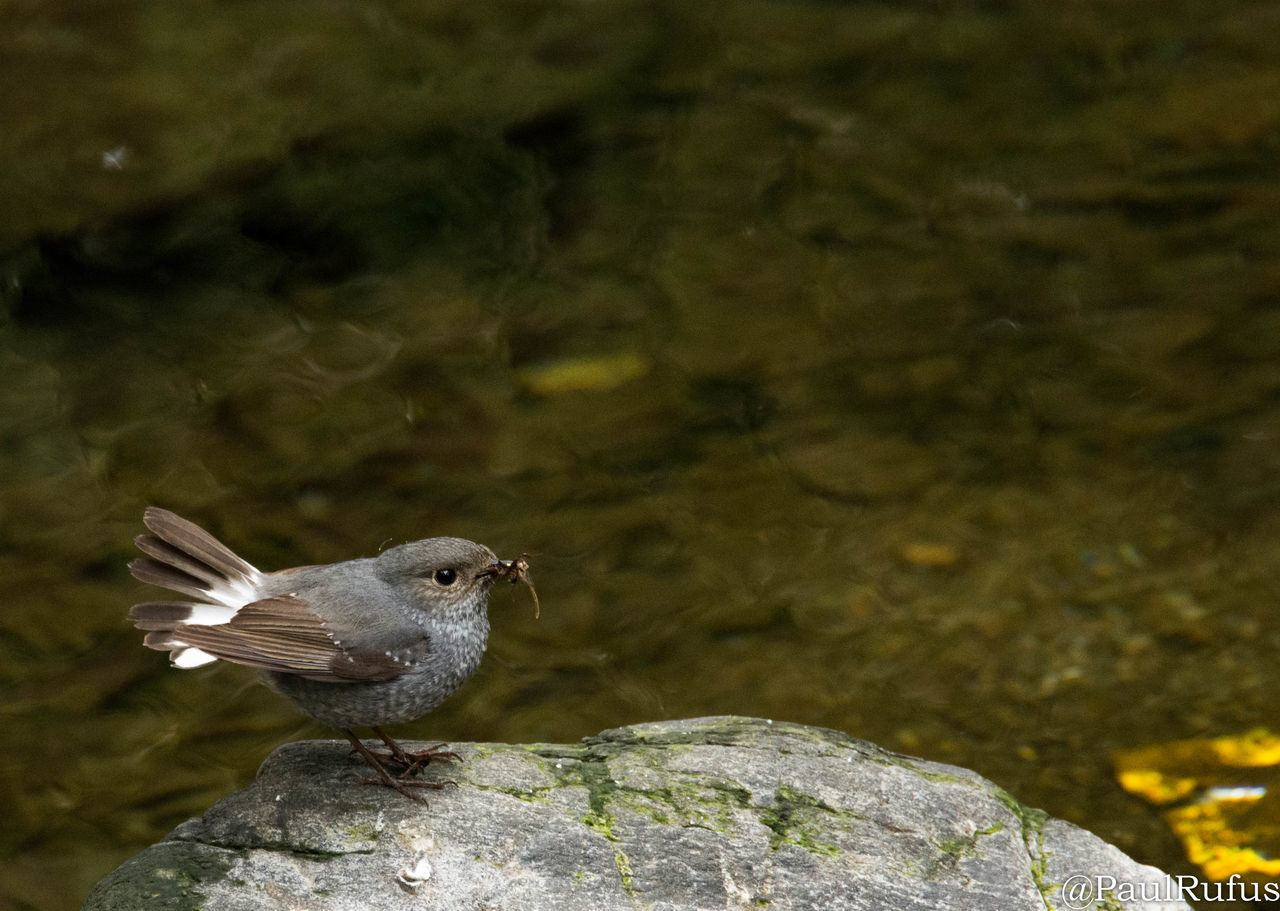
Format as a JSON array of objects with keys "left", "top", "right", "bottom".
[{"left": 4, "top": 2, "right": 1280, "bottom": 908}]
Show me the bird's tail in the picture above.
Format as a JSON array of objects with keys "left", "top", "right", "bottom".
[{"left": 128, "top": 507, "right": 264, "bottom": 668}]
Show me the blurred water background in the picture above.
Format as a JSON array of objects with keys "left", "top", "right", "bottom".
[{"left": 4, "top": 1, "right": 1280, "bottom": 908}]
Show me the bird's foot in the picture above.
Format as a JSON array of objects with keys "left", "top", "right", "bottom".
[
  {"left": 366, "top": 741, "right": 461, "bottom": 771},
  {"left": 342, "top": 728, "right": 461, "bottom": 800},
  {"left": 369, "top": 728, "right": 461, "bottom": 775},
  {"left": 355, "top": 774, "right": 456, "bottom": 801}
]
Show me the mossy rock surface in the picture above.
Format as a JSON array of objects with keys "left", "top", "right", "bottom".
[{"left": 83, "top": 716, "right": 1187, "bottom": 910}]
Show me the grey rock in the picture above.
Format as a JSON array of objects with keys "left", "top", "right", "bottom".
[{"left": 83, "top": 716, "right": 1190, "bottom": 911}]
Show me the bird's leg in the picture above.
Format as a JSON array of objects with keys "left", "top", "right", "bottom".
[
  {"left": 341, "top": 729, "right": 448, "bottom": 800},
  {"left": 371, "top": 726, "right": 462, "bottom": 774}
]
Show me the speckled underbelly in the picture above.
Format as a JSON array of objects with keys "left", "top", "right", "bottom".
[{"left": 262, "top": 664, "right": 468, "bottom": 729}]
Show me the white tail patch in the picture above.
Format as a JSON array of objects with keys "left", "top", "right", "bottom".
[
  {"left": 172, "top": 647, "right": 218, "bottom": 668},
  {"left": 203, "top": 573, "right": 264, "bottom": 610},
  {"left": 183, "top": 604, "right": 240, "bottom": 626}
]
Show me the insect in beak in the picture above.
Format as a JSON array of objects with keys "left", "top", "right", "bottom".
[{"left": 480, "top": 556, "right": 540, "bottom": 618}]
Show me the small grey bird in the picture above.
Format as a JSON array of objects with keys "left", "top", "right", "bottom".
[{"left": 128, "top": 507, "right": 536, "bottom": 799}]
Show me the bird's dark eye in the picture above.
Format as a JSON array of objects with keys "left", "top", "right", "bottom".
[{"left": 432, "top": 568, "right": 457, "bottom": 586}]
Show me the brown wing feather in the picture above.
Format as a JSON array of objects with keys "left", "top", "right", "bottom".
[{"left": 168, "top": 596, "right": 409, "bottom": 683}]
